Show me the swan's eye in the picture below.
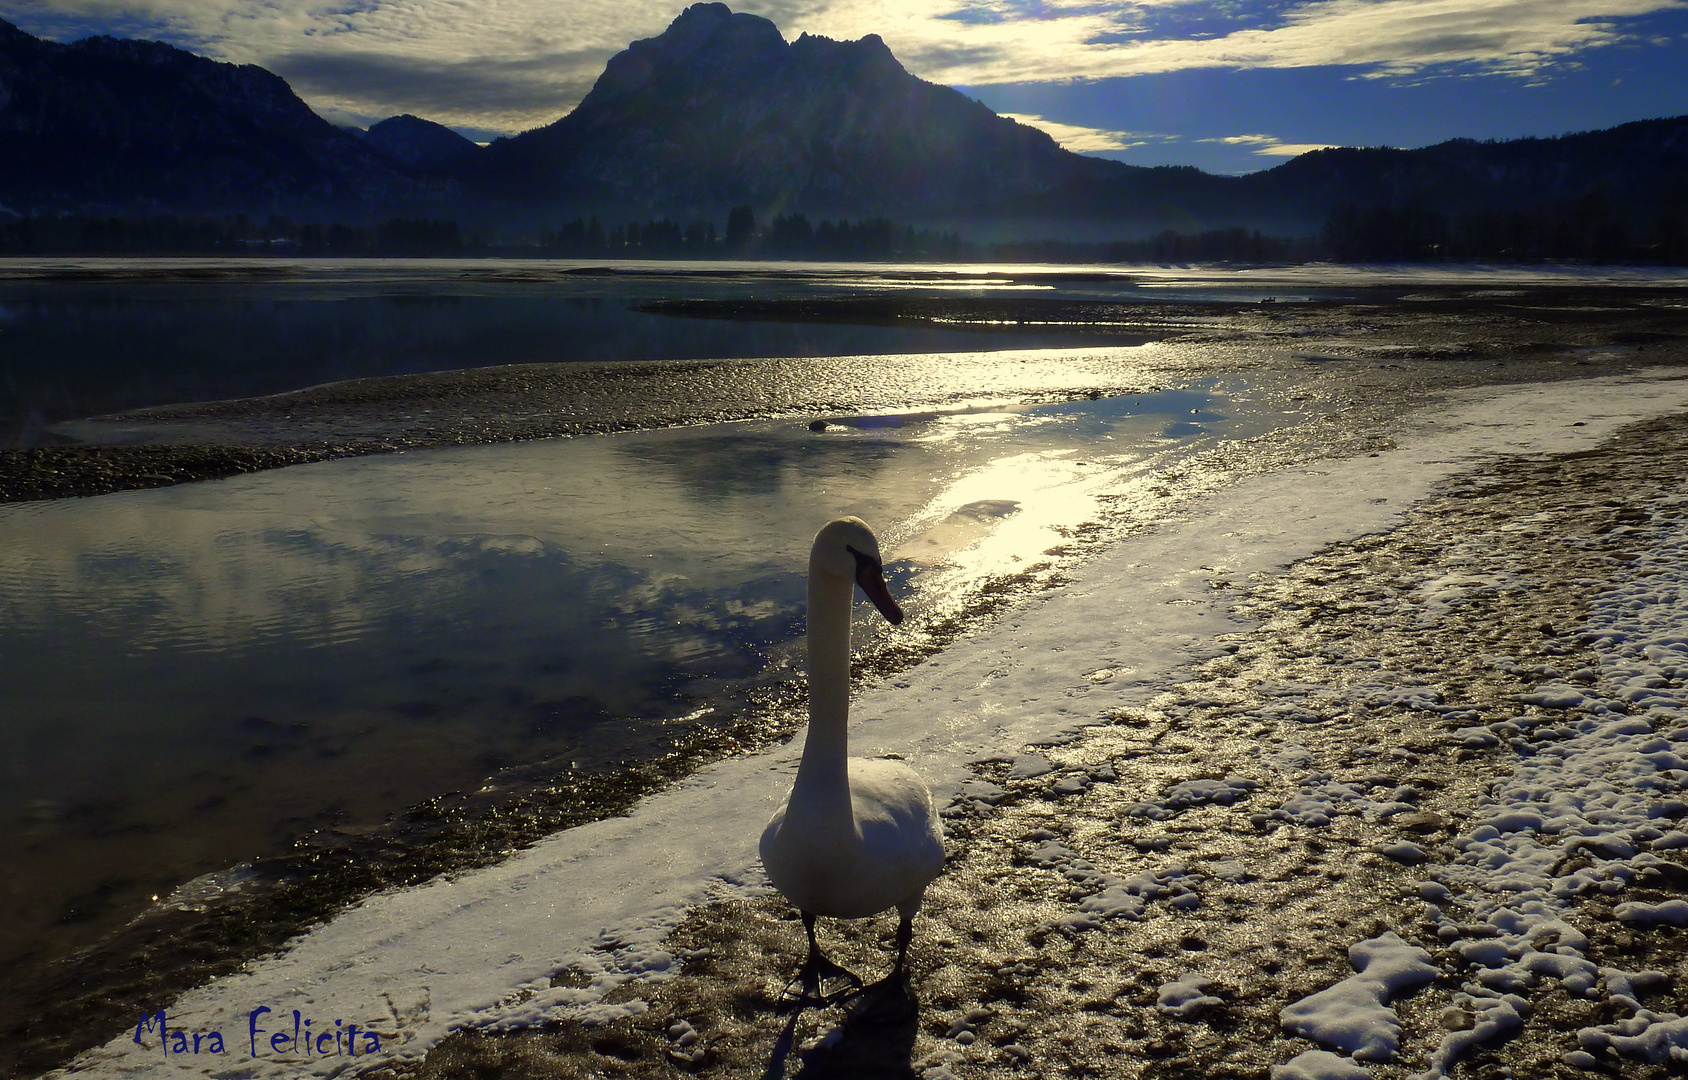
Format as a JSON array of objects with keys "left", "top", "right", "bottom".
[{"left": 845, "top": 544, "right": 881, "bottom": 574}]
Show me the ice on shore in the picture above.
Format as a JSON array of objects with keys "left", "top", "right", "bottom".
[
  {"left": 1123, "top": 774, "right": 1258, "bottom": 819},
  {"left": 1272, "top": 477, "right": 1688, "bottom": 1077},
  {"left": 76, "top": 370, "right": 1688, "bottom": 1079},
  {"left": 1279, "top": 933, "right": 1437, "bottom": 1061},
  {"left": 1156, "top": 972, "right": 1223, "bottom": 1017},
  {"left": 1273, "top": 1048, "right": 1374, "bottom": 1079},
  {"left": 1615, "top": 899, "right": 1688, "bottom": 925}
]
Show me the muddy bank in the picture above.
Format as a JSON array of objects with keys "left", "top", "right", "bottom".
[
  {"left": 7, "top": 283, "right": 1688, "bottom": 503},
  {"left": 0, "top": 444, "right": 350, "bottom": 502},
  {"left": 394, "top": 414, "right": 1688, "bottom": 1080}
]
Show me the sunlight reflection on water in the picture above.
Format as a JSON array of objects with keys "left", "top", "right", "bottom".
[{"left": 0, "top": 375, "right": 1309, "bottom": 968}]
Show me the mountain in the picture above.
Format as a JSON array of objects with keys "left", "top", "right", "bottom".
[
  {"left": 474, "top": 2, "right": 1118, "bottom": 219},
  {"left": 1246, "top": 117, "right": 1688, "bottom": 219},
  {"left": 0, "top": 4, "right": 1683, "bottom": 248},
  {"left": 362, "top": 114, "right": 482, "bottom": 172},
  {"left": 0, "top": 18, "right": 442, "bottom": 216}
]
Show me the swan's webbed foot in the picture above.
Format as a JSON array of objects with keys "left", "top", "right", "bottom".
[
  {"left": 777, "top": 913, "right": 862, "bottom": 1014},
  {"left": 779, "top": 952, "right": 863, "bottom": 1013},
  {"left": 837, "top": 915, "right": 918, "bottom": 1024},
  {"left": 839, "top": 967, "right": 917, "bottom": 1025}
]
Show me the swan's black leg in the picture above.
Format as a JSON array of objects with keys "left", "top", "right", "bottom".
[
  {"left": 839, "top": 915, "right": 919, "bottom": 1024},
  {"left": 777, "top": 912, "right": 862, "bottom": 1013}
]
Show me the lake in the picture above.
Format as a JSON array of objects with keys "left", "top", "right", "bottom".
[
  {"left": 1, "top": 258, "right": 1179, "bottom": 446},
  {"left": 2, "top": 256, "right": 1679, "bottom": 999}
]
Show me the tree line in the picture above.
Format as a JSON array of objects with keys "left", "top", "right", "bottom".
[
  {"left": 4, "top": 196, "right": 1687, "bottom": 264},
  {"left": 539, "top": 207, "right": 965, "bottom": 260},
  {"left": 1321, "top": 190, "right": 1688, "bottom": 264},
  {"left": 0, "top": 213, "right": 470, "bottom": 256}
]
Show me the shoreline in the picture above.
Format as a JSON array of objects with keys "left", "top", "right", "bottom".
[
  {"left": 8, "top": 283, "right": 1688, "bottom": 1077},
  {"left": 38, "top": 372, "right": 1688, "bottom": 1080},
  {"left": 409, "top": 404, "right": 1688, "bottom": 1080},
  {"left": 8, "top": 281, "right": 1688, "bottom": 504}
]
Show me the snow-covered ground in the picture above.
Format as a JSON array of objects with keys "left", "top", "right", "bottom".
[
  {"left": 1267, "top": 497, "right": 1688, "bottom": 1078},
  {"left": 75, "top": 370, "right": 1688, "bottom": 1079}
]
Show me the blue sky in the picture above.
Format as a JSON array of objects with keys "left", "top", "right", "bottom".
[{"left": 4, "top": 1, "right": 1687, "bottom": 174}]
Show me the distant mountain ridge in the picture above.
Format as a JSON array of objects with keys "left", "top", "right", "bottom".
[
  {"left": 1248, "top": 117, "right": 1688, "bottom": 221},
  {"left": 361, "top": 114, "right": 481, "bottom": 172},
  {"left": 0, "top": 17, "right": 442, "bottom": 216},
  {"left": 1, "top": 4, "right": 1684, "bottom": 247}
]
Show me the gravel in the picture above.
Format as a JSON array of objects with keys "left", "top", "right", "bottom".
[{"left": 375, "top": 414, "right": 1688, "bottom": 1080}]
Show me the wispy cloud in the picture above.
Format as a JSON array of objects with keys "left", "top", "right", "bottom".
[
  {"left": 272, "top": 48, "right": 615, "bottom": 133},
  {"left": 999, "top": 112, "right": 1159, "bottom": 152},
  {"left": 1, "top": 0, "right": 668, "bottom": 130},
  {"left": 2, "top": 1, "right": 1683, "bottom": 133},
  {"left": 1201, "top": 133, "right": 1339, "bottom": 158},
  {"left": 853, "top": 0, "right": 1688, "bottom": 84}
]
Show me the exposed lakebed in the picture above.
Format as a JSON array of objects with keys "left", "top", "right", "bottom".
[{"left": 5, "top": 260, "right": 1688, "bottom": 1077}]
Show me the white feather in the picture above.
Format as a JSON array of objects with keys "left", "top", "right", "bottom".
[{"left": 760, "top": 517, "right": 944, "bottom": 924}]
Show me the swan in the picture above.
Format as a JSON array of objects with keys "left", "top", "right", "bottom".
[{"left": 760, "top": 516, "right": 945, "bottom": 1009}]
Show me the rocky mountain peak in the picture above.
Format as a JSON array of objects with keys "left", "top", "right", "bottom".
[
  {"left": 483, "top": 3, "right": 1075, "bottom": 217},
  {"left": 586, "top": 3, "right": 787, "bottom": 105}
]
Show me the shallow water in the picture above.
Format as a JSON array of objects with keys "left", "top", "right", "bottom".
[
  {"left": 13, "top": 256, "right": 1669, "bottom": 446},
  {"left": 0, "top": 260, "right": 1158, "bottom": 445},
  {"left": 0, "top": 375, "right": 1314, "bottom": 971},
  {"left": 19, "top": 254, "right": 1660, "bottom": 445}
]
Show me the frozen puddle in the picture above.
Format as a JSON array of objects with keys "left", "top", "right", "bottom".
[{"left": 66, "top": 370, "right": 1688, "bottom": 1078}]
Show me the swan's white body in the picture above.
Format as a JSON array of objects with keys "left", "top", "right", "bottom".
[{"left": 760, "top": 518, "right": 944, "bottom": 928}]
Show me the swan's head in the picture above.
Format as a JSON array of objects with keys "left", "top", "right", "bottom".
[{"left": 812, "top": 516, "right": 903, "bottom": 626}]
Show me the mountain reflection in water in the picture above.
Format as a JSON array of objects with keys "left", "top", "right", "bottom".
[{"left": 0, "top": 380, "right": 1315, "bottom": 975}]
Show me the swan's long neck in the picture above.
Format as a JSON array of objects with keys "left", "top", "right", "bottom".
[{"left": 796, "top": 554, "right": 854, "bottom": 802}]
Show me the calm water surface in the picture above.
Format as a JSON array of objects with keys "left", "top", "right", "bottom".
[
  {"left": 10, "top": 257, "right": 1656, "bottom": 977},
  {"left": 9, "top": 256, "right": 1667, "bottom": 444},
  {"left": 0, "top": 378, "right": 1314, "bottom": 970},
  {"left": 0, "top": 259, "right": 1165, "bottom": 445}
]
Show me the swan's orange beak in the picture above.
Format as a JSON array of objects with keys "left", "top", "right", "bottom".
[{"left": 850, "top": 548, "right": 904, "bottom": 626}]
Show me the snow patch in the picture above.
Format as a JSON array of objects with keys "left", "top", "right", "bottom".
[
  {"left": 1279, "top": 932, "right": 1437, "bottom": 1061},
  {"left": 1272, "top": 1049, "right": 1374, "bottom": 1080},
  {"left": 1156, "top": 972, "right": 1223, "bottom": 1017}
]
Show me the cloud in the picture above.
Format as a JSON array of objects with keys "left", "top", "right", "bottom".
[
  {"left": 850, "top": 0, "right": 1688, "bottom": 84},
  {"left": 0, "top": 0, "right": 673, "bottom": 130},
  {"left": 999, "top": 112, "right": 1158, "bottom": 152},
  {"left": 2, "top": 1, "right": 1683, "bottom": 133},
  {"left": 1202, "top": 133, "right": 1339, "bottom": 157},
  {"left": 270, "top": 48, "right": 614, "bottom": 133}
]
